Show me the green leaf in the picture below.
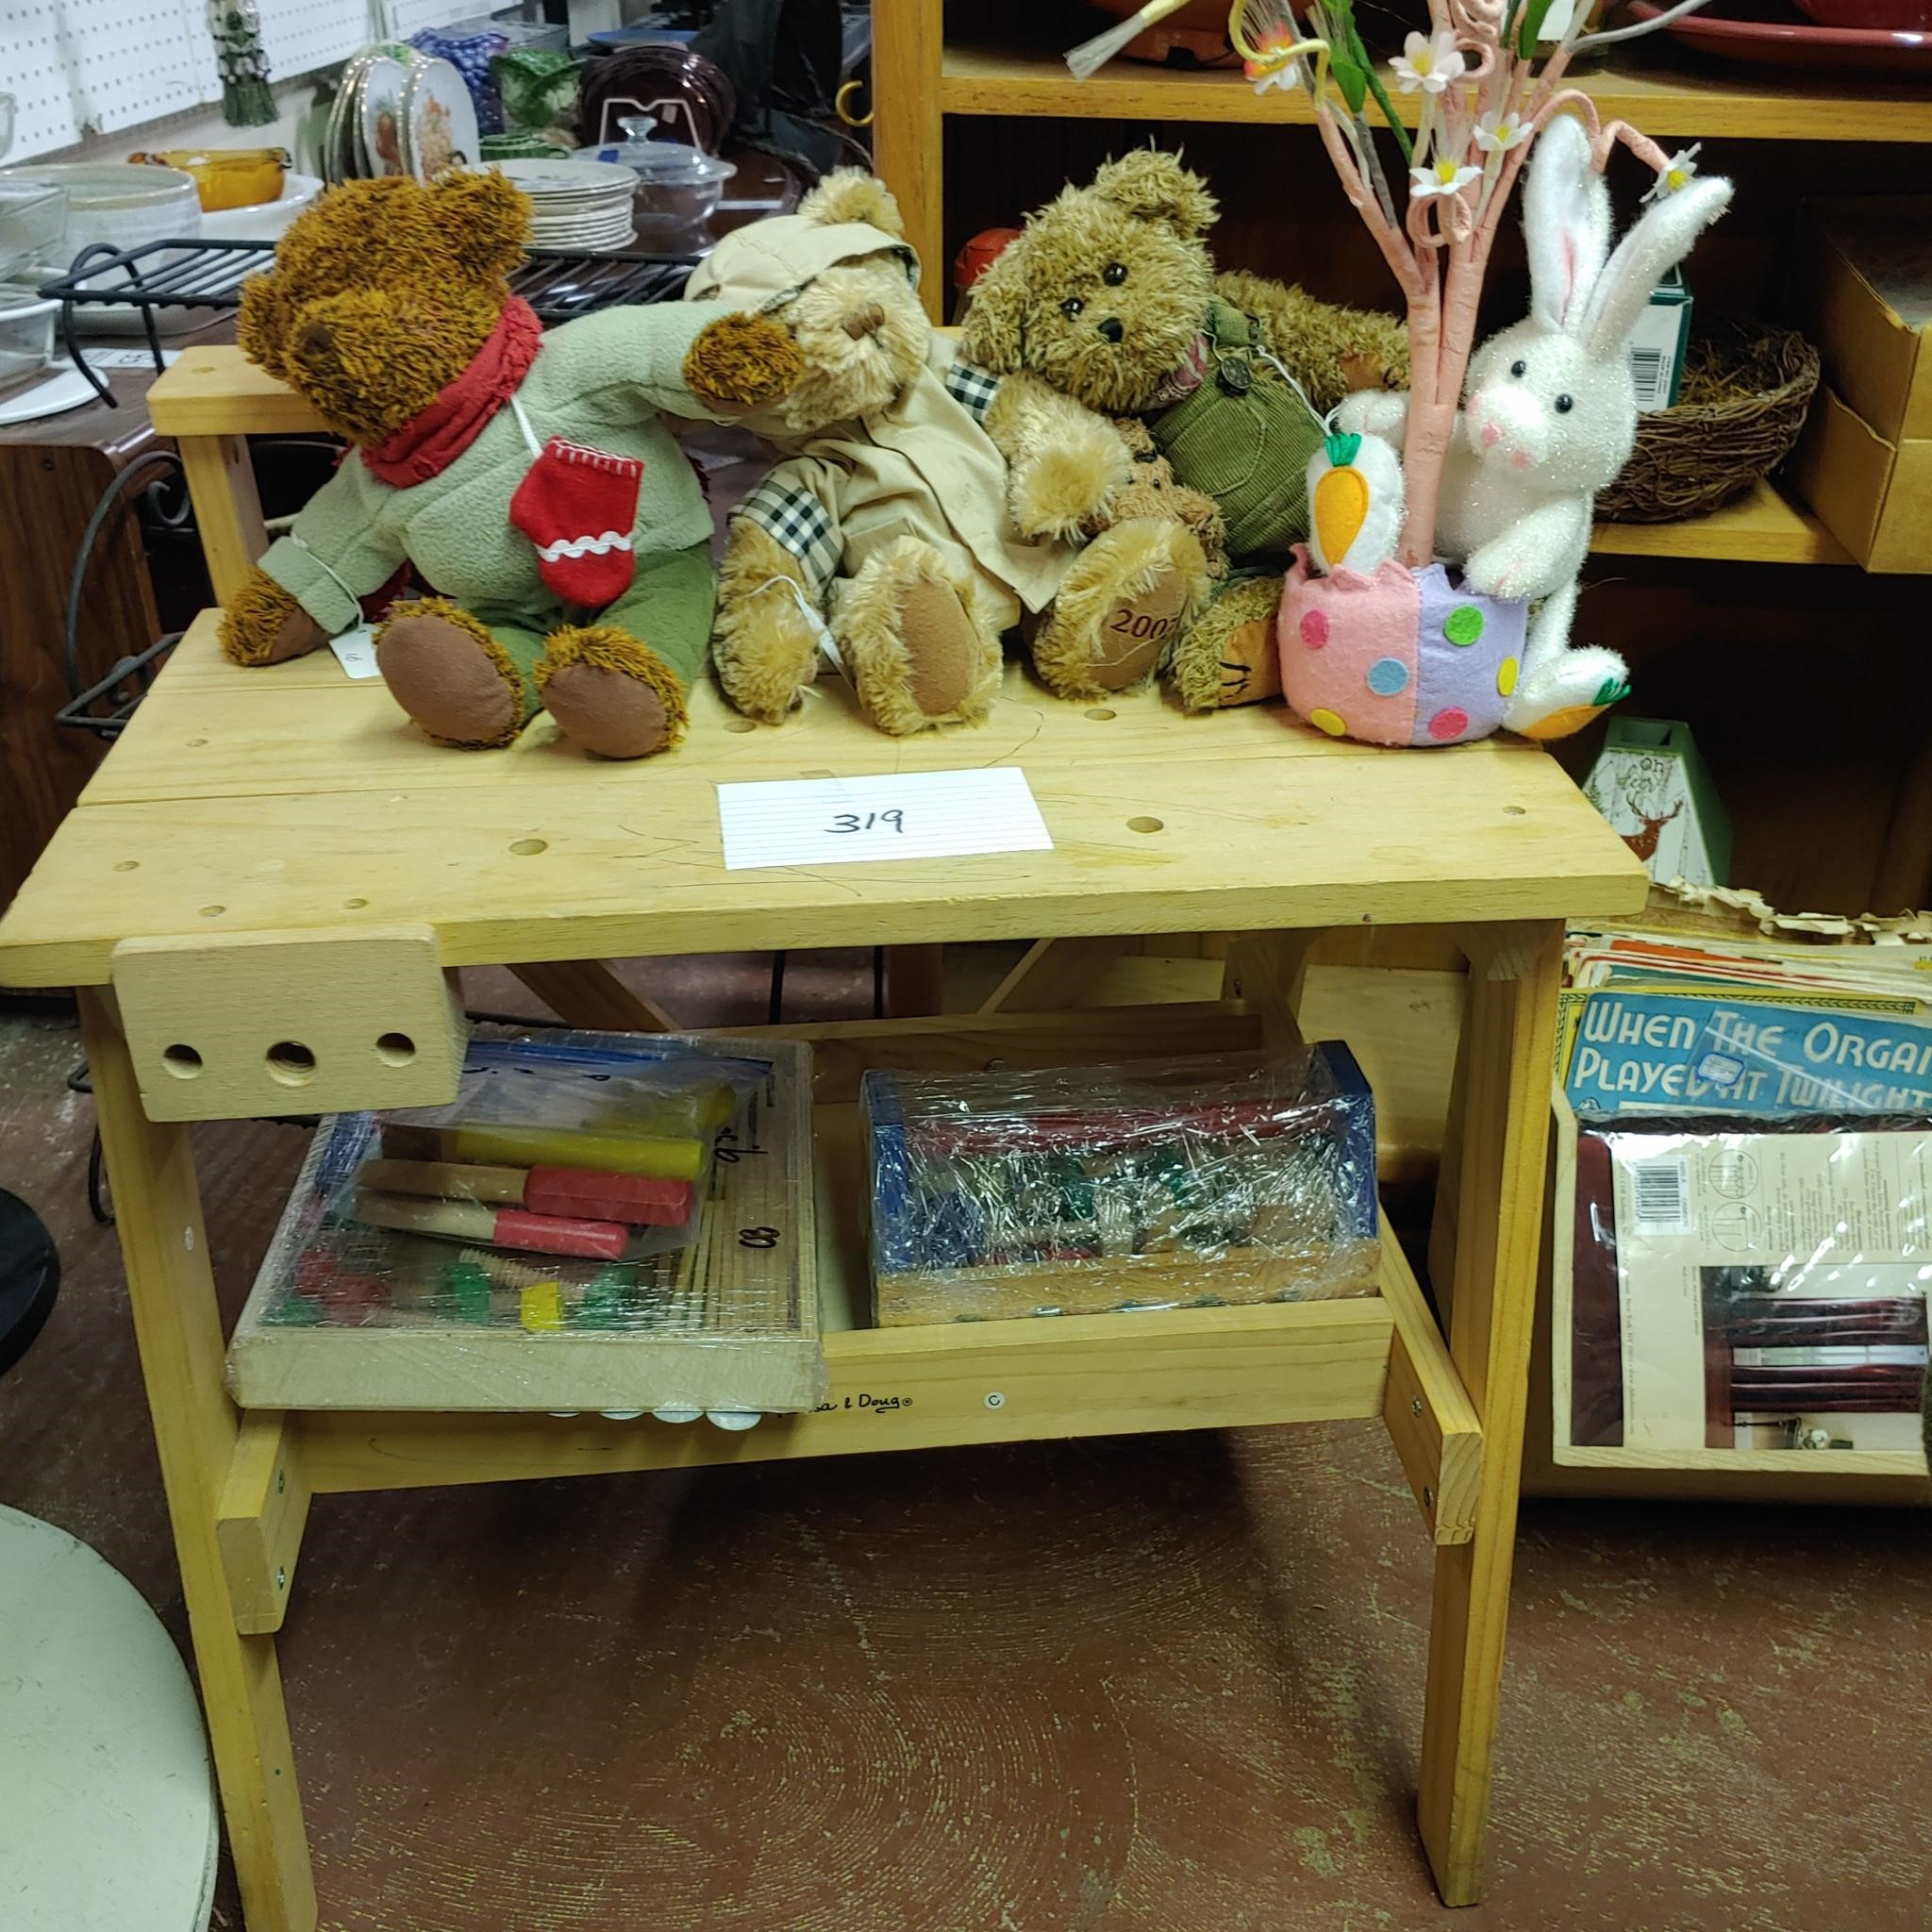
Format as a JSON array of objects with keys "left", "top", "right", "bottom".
[
  {"left": 1330, "top": 45, "right": 1369, "bottom": 113},
  {"left": 1357, "top": 58, "right": 1414, "bottom": 162},
  {"left": 1516, "top": 0, "right": 1557, "bottom": 56},
  {"left": 1324, "top": 431, "right": 1363, "bottom": 468},
  {"left": 1320, "top": 0, "right": 1367, "bottom": 111}
]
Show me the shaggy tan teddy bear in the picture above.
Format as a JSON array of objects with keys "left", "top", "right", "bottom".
[
  {"left": 961, "top": 149, "right": 1408, "bottom": 710},
  {"left": 691, "top": 171, "right": 1215, "bottom": 733}
]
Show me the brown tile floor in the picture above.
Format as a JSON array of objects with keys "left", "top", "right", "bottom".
[{"left": 2, "top": 979, "right": 1928, "bottom": 1932}]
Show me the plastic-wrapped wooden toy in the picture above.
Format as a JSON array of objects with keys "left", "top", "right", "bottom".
[{"left": 864, "top": 1045, "right": 1380, "bottom": 1324}]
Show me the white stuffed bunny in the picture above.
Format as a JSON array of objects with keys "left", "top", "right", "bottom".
[{"left": 1341, "top": 114, "right": 1731, "bottom": 736}]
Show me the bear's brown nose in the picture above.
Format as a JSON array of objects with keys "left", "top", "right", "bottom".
[
  {"left": 842, "top": 302, "right": 886, "bottom": 340},
  {"left": 1097, "top": 316, "right": 1124, "bottom": 344}
]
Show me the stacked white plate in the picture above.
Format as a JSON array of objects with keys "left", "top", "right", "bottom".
[{"left": 497, "top": 158, "right": 636, "bottom": 253}]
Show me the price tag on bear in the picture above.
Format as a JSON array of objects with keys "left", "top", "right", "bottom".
[
  {"left": 327, "top": 624, "right": 381, "bottom": 681},
  {"left": 716, "top": 767, "right": 1053, "bottom": 871}
]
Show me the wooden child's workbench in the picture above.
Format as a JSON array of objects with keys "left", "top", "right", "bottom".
[{"left": 0, "top": 346, "right": 1646, "bottom": 1927}]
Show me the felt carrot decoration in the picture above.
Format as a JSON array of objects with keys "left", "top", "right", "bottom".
[{"left": 1307, "top": 431, "right": 1405, "bottom": 576}]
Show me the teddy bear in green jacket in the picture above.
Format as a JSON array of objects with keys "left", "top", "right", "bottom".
[{"left": 219, "top": 170, "right": 801, "bottom": 758}]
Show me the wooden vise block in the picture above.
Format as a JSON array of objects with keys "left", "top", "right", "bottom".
[{"left": 109, "top": 924, "right": 466, "bottom": 1123}]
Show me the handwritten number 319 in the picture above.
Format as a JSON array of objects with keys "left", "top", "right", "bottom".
[{"left": 827, "top": 809, "right": 906, "bottom": 835}]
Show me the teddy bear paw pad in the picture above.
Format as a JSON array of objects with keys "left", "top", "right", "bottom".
[
  {"left": 541, "top": 660, "right": 672, "bottom": 760},
  {"left": 891, "top": 577, "right": 986, "bottom": 721},
  {"left": 1092, "top": 567, "right": 1189, "bottom": 691},
  {"left": 376, "top": 611, "right": 524, "bottom": 749}
]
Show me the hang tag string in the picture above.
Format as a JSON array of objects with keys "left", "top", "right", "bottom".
[
  {"left": 748, "top": 572, "right": 846, "bottom": 678},
  {"left": 288, "top": 530, "right": 370, "bottom": 636}
]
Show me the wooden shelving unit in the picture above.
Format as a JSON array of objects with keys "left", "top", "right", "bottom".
[
  {"left": 940, "top": 40, "right": 1932, "bottom": 143},
  {"left": 1590, "top": 478, "right": 1851, "bottom": 566},
  {"left": 878, "top": 18, "right": 1903, "bottom": 571}
]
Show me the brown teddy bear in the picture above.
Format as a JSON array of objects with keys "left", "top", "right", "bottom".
[
  {"left": 690, "top": 171, "right": 1216, "bottom": 733},
  {"left": 219, "top": 170, "right": 800, "bottom": 758},
  {"left": 1083, "top": 416, "right": 1227, "bottom": 573},
  {"left": 960, "top": 149, "right": 1408, "bottom": 710}
]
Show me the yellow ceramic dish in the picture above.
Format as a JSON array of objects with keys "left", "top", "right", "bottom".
[{"left": 128, "top": 148, "right": 289, "bottom": 213}]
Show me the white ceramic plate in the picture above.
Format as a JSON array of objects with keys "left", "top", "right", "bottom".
[
  {"left": 500, "top": 158, "right": 638, "bottom": 196},
  {"left": 358, "top": 53, "right": 416, "bottom": 178},
  {"left": 402, "top": 56, "right": 480, "bottom": 180},
  {"left": 199, "top": 173, "right": 324, "bottom": 242}
]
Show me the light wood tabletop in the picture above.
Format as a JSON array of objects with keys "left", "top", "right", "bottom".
[{"left": 0, "top": 612, "right": 1646, "bottom": 989}]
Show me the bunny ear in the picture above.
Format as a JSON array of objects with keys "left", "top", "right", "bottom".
[
  {"left": 1582, "top": 174, "right": 1733, "bottom": 359},
  {"left": 1523, "top": 113, "right": 1611, "bottom": 333}
]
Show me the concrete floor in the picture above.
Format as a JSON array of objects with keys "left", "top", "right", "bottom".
[{"left": 2, "top": 973, "right": 1928, "bottom": 1932}]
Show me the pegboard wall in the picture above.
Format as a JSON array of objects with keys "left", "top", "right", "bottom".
[{"left": 2, "top": 0, "right": 484, "bottom": 161}]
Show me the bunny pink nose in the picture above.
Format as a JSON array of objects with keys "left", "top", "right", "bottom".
[{"left": 1480, "top": 421, "right": 1503, "bottom": 448}]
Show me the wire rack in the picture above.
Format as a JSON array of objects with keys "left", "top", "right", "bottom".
[{"left": 36, "top": 238, "right": 698, "bottom": 403}]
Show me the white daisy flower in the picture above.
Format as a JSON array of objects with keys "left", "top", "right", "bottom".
[
  {"left": 1410, "top": 157, "right": 1482, "bottom": 199},
  {"left": 1390, "top": 29, "right": 1466, "bottom": 95},
  {"left": 1474, "top": 109, "right": 1527, "bottom": 155},
  {"left": 1643, "top": 144, "right": 1703, "bottom": 202}
]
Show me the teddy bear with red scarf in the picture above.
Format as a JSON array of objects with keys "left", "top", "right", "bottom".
[{"left": 219, "top": 170, "right": 800, "bottom": 758}]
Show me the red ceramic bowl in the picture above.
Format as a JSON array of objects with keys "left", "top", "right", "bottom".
[{"left": 1791, "top": 0, "right": 1932, "bottom": 26}]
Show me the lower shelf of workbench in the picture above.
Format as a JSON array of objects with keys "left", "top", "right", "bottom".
[{"left": 288, "top": 1100, "right": 1415, "bottom": 1495}]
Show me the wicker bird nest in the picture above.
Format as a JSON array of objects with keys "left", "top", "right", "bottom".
[{"left": 1596, "top": 316, "right": 1822, "bottom": 523}]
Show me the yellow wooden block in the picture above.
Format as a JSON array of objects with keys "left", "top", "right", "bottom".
[
  {"left": 109, "top": 924, "right": 466, "bottom": 1123},
  {"left": 518, "top": 1282, "right": 564, "bottom": 1333}
]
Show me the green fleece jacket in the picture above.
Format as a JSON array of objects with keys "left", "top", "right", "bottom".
[{"left": 260, "top": 303, "right": 738, "bottom": 633}]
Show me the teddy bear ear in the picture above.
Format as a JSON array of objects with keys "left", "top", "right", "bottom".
[
  {"left": 799, "top": 169, "right": 907, "bottom": 239},
  {"left": 957, "top": 243, "right": 1028, "bottom": 374},
  {"left": 1091, "top": 149, "right": 1218, "bottom": 237},
  {"left": 236, "top": 274, "right": 289, "bottom": 380},
  {"left": 425, "top": 168, "right": 532, "bottom": 278}
]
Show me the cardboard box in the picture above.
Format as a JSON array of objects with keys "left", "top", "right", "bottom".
[
  {"left": 1795, "top": 197, "right": 1932, "bottom": 444},
  {"left": 1790, "top": 381, "right": 1932, "bottom": 575},
  {"left": 1582, "top": 718, "right": 1731, "bottom": 887},
  {"left": 1628, "top": 269, "right": 1691, "bottom": 411}
]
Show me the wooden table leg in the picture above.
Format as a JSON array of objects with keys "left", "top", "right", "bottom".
[
  {"left": 508, "top": 958, "right": 676, "bottom": 1031},
  {"left": 79, "top": 989, "right": 318, "bottom": 1932},
  {"left": 1415, "top": 922, "right": 1562, "bottom": 1906},
  {"left": 175, "top": 431, "right": 269, "bottom": 607},
  {"left": 882, "top": 943, "right": 947, "bottom": 1018}
]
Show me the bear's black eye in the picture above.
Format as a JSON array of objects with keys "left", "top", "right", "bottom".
[
  {"left": 1061, "top": 295, "right": 1085, "bottom": 318},
  {"left": 1555, "top": 393, "right": 1574, "bottom": 413},
  {"left": 1103, "top": 261, "right": 1127, "bottom": 286},
  {"left": 1509, "top": 359, "right": 1526, "bottom": 377}
]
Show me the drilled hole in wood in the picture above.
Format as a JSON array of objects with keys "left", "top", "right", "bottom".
[
  {"left": 509, "top": 838, "right": 547, "bottom": 856},
  {"left": 375, "top": 1031, "right": 417, "bottom": 1067},
  {"left": 1504, "top": 805, "right": 1526, "bottom": 817},
  {"left": 161, "top": 1044, "right": 203, "bottom": 1079},
  {"left": 266, "top": 1041, "right": 316, "bottom": 1086},
  {"left": 722, "top": 717, "right": 756, "bottom": 734},
  {"left": 1126, "top": 816, "right": 1164, "bottom": 834},
  {"left": 113, "top": 860, "right": 138, "bottom": 873},
  {"left": 1086, "top": 707, "right": 1117, "bottom": 721},
  {"left": 200, "top": 904, "right": 225, "bottom": 917},
  {"left": 343, "top": 897, "right": 368, "bottom": 909}
]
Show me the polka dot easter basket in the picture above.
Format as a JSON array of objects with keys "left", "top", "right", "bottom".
[{"left": 1280, "top": 551, "right": 1526, "bottom": 748}]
